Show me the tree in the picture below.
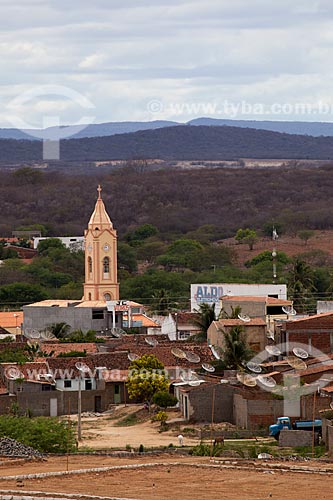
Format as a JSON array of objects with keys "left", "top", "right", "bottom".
[
  {"left": 235, "top": 228, "right": 258, "bottom": 251},
  {"left": 193, "top": 303, "right": 216, "bottom": 341},
  {"left": 222, "top": 325, "right": 252, "bottom": 369},
  {"left": 47, "top": 322, "right": 71, "bottom": 339},
  {"left": 152, "top": 391, "right": 178, "bottom": 408},
  {"left": 37, "top": 238, "right": 65, "bottom": 256},
  {"left": 126, "top": 354, "right": 169, "bottom": 407},
  {"left": 0, "top": 282, "right": 48, "bottom": 306},
  {"left": 287, "top": 257, "right": 316, "bottom": 312},
  {"left": 298, "top": 229, "right": 315, "bottom": 245}
]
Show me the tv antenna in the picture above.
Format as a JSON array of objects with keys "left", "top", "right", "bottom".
[
  {"left": 238, "top": 313, "right": 251, "bottom": 322},
  {"left": 128, "top": 353, "right": 140, "bottom": 362},
  {"left": 145, "top": 337, "right": 158, "bottom": 347},
  {"left": 282, "top": 306, "right": 297, "bottom": 316},
  {"left": 210, "top": 345, "right": 221, "bottom": 360},
  {"left": 265, "top": 345, "right": 281, "bottom": 357},
  {"left": 189, "top": 380, "right": 202, "bottom": 387},
  {"left": 202, "top": 363, "right": 215, "bottom": 373},
  {"left": 237, "top": 372, "right": 257, "bottom": 387},
  {"left": 75, "top": 362, "right": 90, "bottom": 373},
  {"left": 171, "top": 347, "right": 186, "bottom": 359},
  {"left": 180, "top": 370, "right": 198, "bottom": 383},
  {"left": 257, "top": 375, "right": 276, "bottom": 388},
  {"left": 246, "top": 361, "right": 262, "bottom": 374},
  {"left": 110, "top": 327, "right": 125, "bottom": 338},
  {"left": 286, "top": 356, "right": 307, "bottom": 370},
  {"left": 266, "top": 329, "right": 275, "bottom": 341},
  {"left": 185, "top": 351, "right": 201, "bottom": 363},
  {"left": 292, "top": 347, "right": 309, "bottom": 359},
  {"left": 40, "top": 330, "right": 57, "bottom": 341}
]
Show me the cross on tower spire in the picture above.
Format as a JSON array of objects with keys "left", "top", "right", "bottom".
[{"left": 97, "top": 185, "right": 102, "bottom": 199}]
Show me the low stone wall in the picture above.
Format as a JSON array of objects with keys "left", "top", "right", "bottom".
[{"left": 279, "top": 429, "right": 319, "bottom": 447}]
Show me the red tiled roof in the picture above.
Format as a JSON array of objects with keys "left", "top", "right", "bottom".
[
  {"left": 42, "top": 343, "right": 97, "bottom": 356},
  {"left": 0, "top": 312, "right": 23, "bottom": 328},
  {"left": 222, "top": 296, "right": 292, "bottom": 305}
]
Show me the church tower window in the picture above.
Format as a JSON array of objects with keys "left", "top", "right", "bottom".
[{"left": 103, "top": 256, "right": 110, "bottom": 274}]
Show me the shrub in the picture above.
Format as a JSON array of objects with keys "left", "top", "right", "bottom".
[
  {"left": 0, "top": 416, "right": 76, "bottom": 453},
  {"left": 152, "top": 391, "right": 178, "bottom": 408}
]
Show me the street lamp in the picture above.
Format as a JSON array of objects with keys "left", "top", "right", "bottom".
[
  {"left": 13, "top": 314, "right": 19, "bottom": 336},
  {"left": 75, "top": 362, "right": 90, "bottom": 441}
]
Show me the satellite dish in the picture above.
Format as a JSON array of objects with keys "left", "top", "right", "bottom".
[
  {"left": 330, "top": 401, "right": 333, "bottom": 410},
  {"left": 180, "top": 370, "right": 199, "bottom": 383},
  {"left": 266, "top": 329, "right": 275, "bottom": 340},
  {"left": 246, "top": 361, "right": 262, "bottom": 374},
  {"left": 189, "top": 380, "right": 202, "bottom": 387},
  {"left": 238, "top": 314, "right": 251, "bottom": 322},
  {"left": 286, "top": 356, "right": 307, "bottom": 370},
  {"left": 75, "top": 362, "right": 90, "bottom": 373},
  {"left": 236, "top": 372, "right": 257, "bottom": 387},
  {"left": 171, "top": 347, "right": 186, "bottom": 359},
  {"left": 29, "top": 329, "right": 41, "bottom": 339},
  {"left": 111, "top": 327, "right": 125, "bottom": 338},
  {"left": 257, "top": 375, "right": 277, "bottom": 388},
  {"left": 128, "top": 353, "right": 140, "bottom": 362},
  {"left": 145, "top": 337, "right": 158, "bottom": 347},
  {"left": 202, "top": 363, "right": 215, "bottom": 373},
  {"left": 40, "top": 331, "right": 57, "bottom": 341},
  {"left": 292, "top": 347, "right": 309, "bottom": 359},
  {"left": 265, "top": 345, "right": 281, "bottom": 357},
  {"left": 282, "top": 306, "right": 297, "bottom": 316},
  {"left": 210, "top": 345, "right": 221, "bottom": 360},
  {"left": 185, "top": 351, "right": 201, "bottom": 363}
]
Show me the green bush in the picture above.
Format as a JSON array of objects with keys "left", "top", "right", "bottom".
[
  {"left": 152, "top": 391, "right": 178, "bottom": 408},
  {"left": 0, "top": 416, "right": 76, "bottom": 453}
]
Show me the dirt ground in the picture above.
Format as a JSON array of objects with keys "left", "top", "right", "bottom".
[
  {"left": 0, "top": 457, "right": 333, "bottom": 500},
  {"left": 224, "top": 229, "right": 333, "bottom": 267},
  {"left": 78, "top": 407, "right": 200, "bottom": 449}
]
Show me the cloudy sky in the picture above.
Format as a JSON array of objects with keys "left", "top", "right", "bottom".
[{"left": 1, "top": 0, "right": 333, "bottom": 127}]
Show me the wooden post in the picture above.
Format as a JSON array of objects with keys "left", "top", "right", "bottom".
[
  {"left": 209, "top": 387, "right": 216, "bottom": 459},
  {"left": 312, "top": 390, "right": 316, "bottom": 458}
]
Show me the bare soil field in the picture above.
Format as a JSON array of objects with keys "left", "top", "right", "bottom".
[
  {"left": 0, "top": 457, "right": 333, "bottom": 500},
  {"left": 224, "top": 230, "right": 333, "bottom": 267},
  {"left": 73, "top": 406, "right": 202, "bottom": 450}
]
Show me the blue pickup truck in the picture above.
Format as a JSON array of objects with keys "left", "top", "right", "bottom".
[{"left": 269, "top": 416, "right": 322, "bottom": 439}]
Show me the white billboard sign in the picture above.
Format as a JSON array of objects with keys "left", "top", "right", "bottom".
[{"left": 191, "top": 283, "right": 287, "bottom": 314}]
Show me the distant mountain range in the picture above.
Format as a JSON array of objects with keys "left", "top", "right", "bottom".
[
  {"left": 3, "top": 117, "right": 333, "bottom": 140},
  {"left": 3, "top": 125, "right": 333, "bottom": 162}
]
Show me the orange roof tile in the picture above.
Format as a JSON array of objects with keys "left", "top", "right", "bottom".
[
  {"left": 216, "top": 318, "right": 266, "bottom": 327},
  {"left": 222, "top": 296, "right": 292, "bottom": 305},
  {"left": 0, "top": 312, "right": 23, "bottom": 328}
]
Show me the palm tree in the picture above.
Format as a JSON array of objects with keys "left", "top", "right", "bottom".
[
  {"left": 47, "top": 322, "right": 71, "bottom": 339},
  {"left": 287, "top": 257, "right": 316, "bottom": 312},
  {"left": 222, "top": 325, "right": 252, "bottom": 369},
  {"left": 219, "top": 305, "right": 242, "bottom": 320},
  {"left": 193, "top": 302, "right": 216, "bottom": 341}
]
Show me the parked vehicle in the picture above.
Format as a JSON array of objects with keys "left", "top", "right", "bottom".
[{"left": 269, "top": 416, "right": 322, "bottom": 439}]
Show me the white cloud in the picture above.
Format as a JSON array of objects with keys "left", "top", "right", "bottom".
[{"left": 0, "top": 0, "right": 333, "bottom": 125}]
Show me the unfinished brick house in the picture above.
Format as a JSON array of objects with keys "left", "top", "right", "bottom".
[{"left": 279, "top": 312, "right": 333, "bottom": 354}]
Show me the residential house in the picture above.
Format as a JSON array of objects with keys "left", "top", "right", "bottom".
[
  {"left": 161, "top": 312, "right": 201, "bottom": 340},
  {"left": 207, "top": 318, "right": 267, "bottom": 353}
]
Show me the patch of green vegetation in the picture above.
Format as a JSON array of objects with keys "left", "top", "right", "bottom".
[
  {"left": 0, "top": 415, "right": 76, "bottom": 453},
  {"left": 114, "top": 413, "right": 139, "bottom": 427}
]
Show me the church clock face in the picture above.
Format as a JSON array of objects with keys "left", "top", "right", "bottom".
[{"left": 103, "top": 243, "right": 110, "bottom": 252}]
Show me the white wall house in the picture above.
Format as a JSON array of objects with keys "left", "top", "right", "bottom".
[
  {"left": 191, "top": 283, "right": 287, "bottom": 316},
  {"left": 33, "top": 236, "right": 84, "bottom": 252}
]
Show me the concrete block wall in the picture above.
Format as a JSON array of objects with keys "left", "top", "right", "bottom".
[{"left": 279, "top": 429, "right": 318, "bottom": 447}]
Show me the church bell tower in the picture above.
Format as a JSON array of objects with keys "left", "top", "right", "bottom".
[{"left": 83, "top": 185, "right": 119, "bottom": 301}]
